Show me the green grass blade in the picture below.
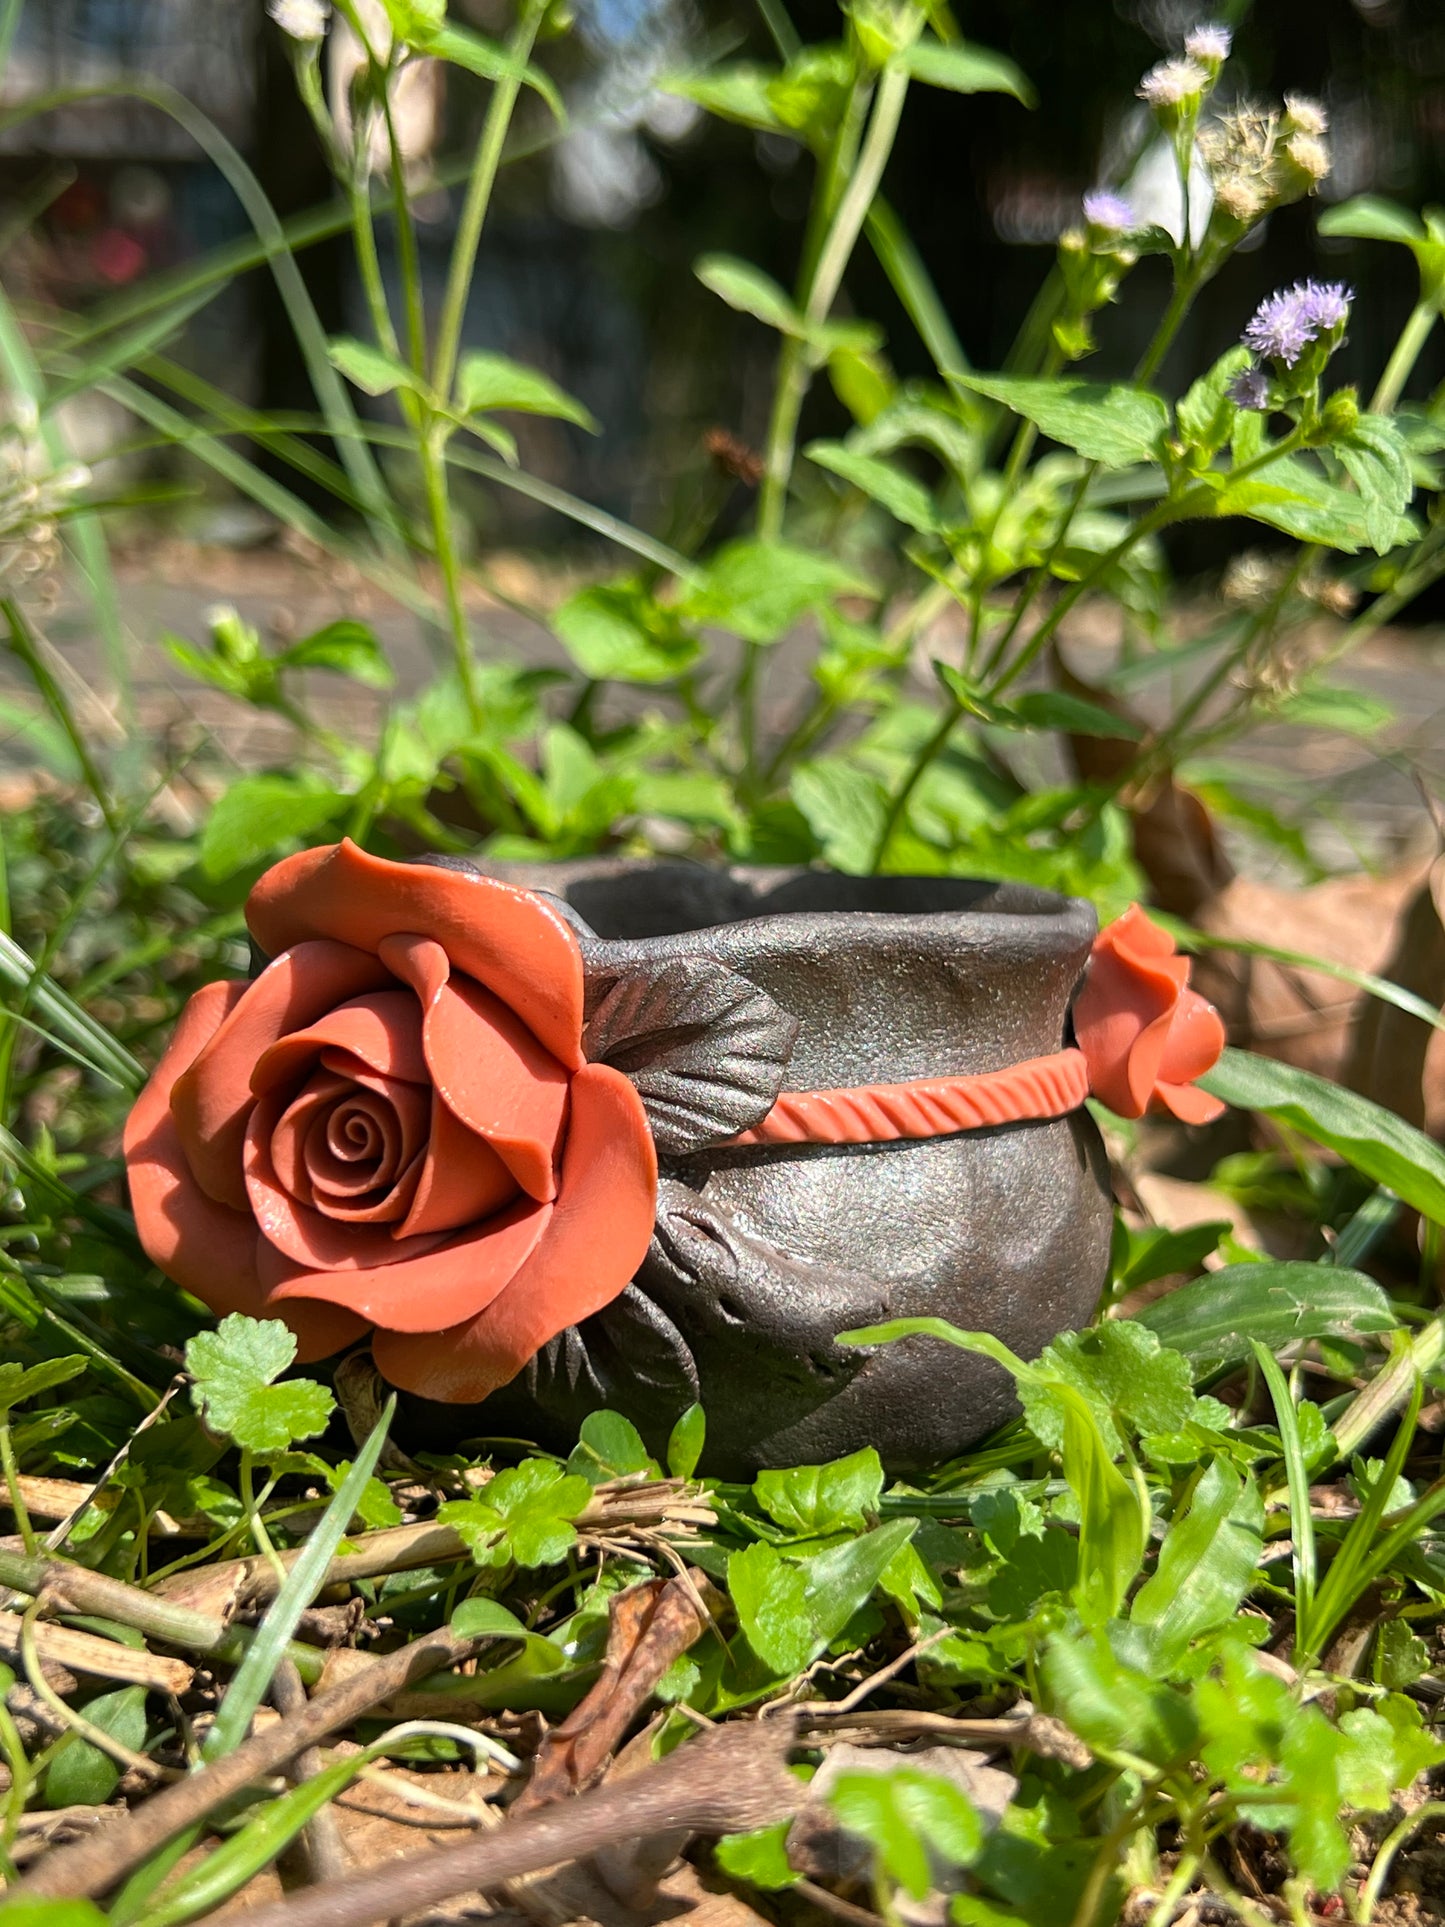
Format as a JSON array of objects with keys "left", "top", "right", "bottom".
[
  {"left": 201, "top": 1397, "right": 396, "bottom": 1761},
  {"left": 1251, "top": 1341, "right": 1317, "bottom": 1661},
  {"left": 0, "top": 931, "right": 144, "bottom": 1091}
]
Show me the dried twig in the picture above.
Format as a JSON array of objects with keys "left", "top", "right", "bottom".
[
  {"left": 0, "top": 1548, "right": 227, "bottom": 1653},
  {"left": 0, "top": 1611, "right": 193, "bottom": 1694},
  {"left": 14, "top": 1625, "right": 483, "bottom": 1900},
  {"left": 800, "top": 1705, "right": 1091, "bottom": 1768},
  {"left": 271, "top": 1658, "right": 349, "bottom": 1887},
  {"left": 227, "top": 1716, "right": 801, "bottom": 1927}
]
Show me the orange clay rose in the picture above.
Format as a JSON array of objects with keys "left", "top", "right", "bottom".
[
  {"left": 1073, "top": 904, "right": 1226, "bottom": 1124},
  {"left": 122, "top": 841, "right": 657, "bottom": 1403}
]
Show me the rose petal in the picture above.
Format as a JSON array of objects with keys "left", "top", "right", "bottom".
[
  {"left": 125, "top": 982, "right": 366, "bottom": 1362},
  {"left": 1156, "top": 1080, "right": 1227, "bottom": 1125},
  {"left": 244, "top": 1089, "right": 450, "bottom": 1271},
  {"left": 251, "top": 991, "right": 428, "bottom": 1098},
  {"left": 379, "top": 934, "right": 568, "bottom": 1203},
  {"left": 246, "top": 840, "right": 585, "bottom": 1069},
  {"left": 398, "top": 1089, "right": 518, "bottom": 1240},
  {"left": 374, "top": 1063, "right": 657, "bottom": 1403},
  {"left": 264, "top": 1193, "right": 551, "bottom": 1330},
  {"left": 306, "top": 1080, "right": 429, "bottom": 1201},
  {"left": 1158, "top": 986, "right": 1227, "bottom": 1088},
  {"left": 269, "top": 1071, "right": 349, "bottom": 1204},
  {"left": 171, "top": 940, "right": 391, "bottom": 1209},
  {"left": 1075, "top": 911, "right": 1189, "bottom": 1120}
]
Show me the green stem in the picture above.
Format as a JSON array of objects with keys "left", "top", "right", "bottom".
[
  {"left": 1370, "top": 299, "right": 1438, "bottom": 414},
  {"left": 1, "top": 597, "right": 118, "bottom": 831},
  {"left": 0, "top": 1423, "right": 34, "bottom": 1556},
  {"left": 432, "top": 0, "right": 546, "bottom": 403},
  {"left": 757, "top": 60, "right": 909, "bottom": 539},
  {"left": 868, "top": 695, "right": 961, "bottom": 873},
  {"left": 419, "top": 425, "right": 479, "bottom": 722}
]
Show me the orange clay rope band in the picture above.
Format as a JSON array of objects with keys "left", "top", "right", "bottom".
[
  {"left": 722, "top": 904, "right": 1229, "bottom": 1150},
  {"left": 728, "top": 1049, "right": 1092, "bottom": 1147}
]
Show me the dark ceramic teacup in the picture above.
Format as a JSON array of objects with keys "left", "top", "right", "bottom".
[{"left": 419, "top": 861, "right": 1113, "bottom": 1477}]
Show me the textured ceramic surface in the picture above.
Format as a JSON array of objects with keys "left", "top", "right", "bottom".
[{"left": 412, "top": 860, "right": 1114, "bottom": 1477}]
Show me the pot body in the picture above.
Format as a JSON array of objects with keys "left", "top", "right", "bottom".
[{"left": 417, "top": 863, "right": 1112, "bottom": 1477}]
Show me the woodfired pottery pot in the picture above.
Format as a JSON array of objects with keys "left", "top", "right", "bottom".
[{"left": 411, "top": 860, "right": 1116, "bottom": 1478}]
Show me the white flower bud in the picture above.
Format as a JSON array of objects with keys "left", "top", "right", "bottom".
[{"left": 267, "top": 0, "right": 331, "bottom": 43}]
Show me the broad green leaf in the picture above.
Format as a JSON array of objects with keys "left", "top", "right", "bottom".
[
  {"left": 1022, "top": 1322, "right": 1195, "bottom": 1455},
  {"left": 567, "top": 1408, "right": 658, "bottom": 1484},
  {"left": 754, "top": 1446, "right": 884, "bottom": 1536},
  {"left": 1201, "top": 1046, "right": 1445, "bottom": 1224},
  {"left": 715, "top": 1821, "right": 799, "bottom": 1889},
  {"left": 0, "top": 1355, "right": 86, "bottom": 1416},
  {"left": 455, "top": 352, "right": 597, "bottom": 431},
  {"left": 1131, "top": 1260, "right": 1396, "bottom": 1371},
  {"left": 955, "top": 373, "right": 1169, "bottom": 468},
  {"left": 0, "top": 1903, "right": 109, "bottom": 1926},
  {"left": 280, "top": 617, "right": 394, "bottom": 689},
  {"left": 790, "top": 758, "right": 885, "bottom": 871},
  {"left": 1318, "top": 196, "right": 1428, "bottom": 247},
  {"left": 425, "top": 24, "right": 565, "bottom": 120},
  {"left": 449, "top": 1597, "right": 529, "bottom": 1641},
  {"left": 694, "top": 255, "right": 802, "bottom": 336},
  {"left": 727, "top": 1540, "right": 814, "bottom": 1675},
  {"left": 662, "top": 65, "right": 785, "bottom": 134},
  {"left": 1111, "top": 1217, "right": 1228, "bottom": 1293},
  {"left": 801, "top": 1518, "right": 919, "bottom": 1647},
  {"left": 437, "top": 1460, "right": 593, "bottom": 1569},
  {"left": 1216, "top": 457, "right": 1414, "bottom": 553},
  {"left": 552, "top": 581, "right": 699, "bottom": 683},
  {"left": 1042, "top": 1631, "right": 1197, "bottom": 1768},
  {"left": 682, "top": 539, "right": 874, "bottom": 644},
  {"left": 829, "top": 1768, "right": 983, "bottom": 1900},
  {"left": 327, "top": 335, "right": 427, "bottom": 400},
  {"left": 805, "top": 441, "right": 939, "bottom": 532},
  {"left": 1271, "top": 679, "right": 1394, "bottom": 735},
  {"left": 198, "top": 774, "right": 348, "bottom": 881},
  {"left": 667, "top": 1403, "right": 706, "bottom": 1481},
  {"left": 1007, "top": 691, "right": 1143, "bottom": 739},
  {"left": 1176, "top": 346, "right": 1253, "bottom": 462},
  {"left": 1335, "top": 413, "right": 1415, "bottom": 553},
  {"left": 903, "top": 39, "right": 1033, "bottom": 104},
  {"left": 186, "top": 1315, "right": 335, "bottom": 1455},
  {"left": 1130, "top": 1459, "right": 1265, "bottom": 1666},
  {"left": 44, "top": 1684, "right": 147, "bottom": 1808}
]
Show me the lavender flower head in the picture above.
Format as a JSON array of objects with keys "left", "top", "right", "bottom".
[
  {"left": 1082, "top": 190, "right": 1137, "bottom": 234},
  {"left": 1227, "top": 365, "right": 1271, "bottom": 412},
  {"left": 1243, "top": 279, "right": 1352, "bottom": 366},
  {"left": 1184, "top": 23, "right": 1232, "bottom": 62},
  {"left": 1138, "top": 57, "right": 1209, "bottom": 108}
]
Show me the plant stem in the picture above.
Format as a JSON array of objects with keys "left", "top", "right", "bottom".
[
  {"left": 757, "top": 60, "right": 909, "bottom": 539},
  {"left": 1370, "top": 299, "right": 1438, "bottom": 414},
  {"left": 0, "top": 1425, "right": 34, "bottom": 1557},
  {"left": 432, "top": 0, "right": 545, "bottom": 403},
  {"left": 419, "top": 424, "right": 480, "bottom": 721}
]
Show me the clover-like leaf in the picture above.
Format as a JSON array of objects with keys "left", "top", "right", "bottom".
[
  {"left": 185, "top": 1314, "right": 335, "bottom": 1455},
  {"left": 583, "top": 955, "right": 800, "bottom": 1154},
  {"left": 437, "top": 1459, "right": 593, "bottom": 1570}
]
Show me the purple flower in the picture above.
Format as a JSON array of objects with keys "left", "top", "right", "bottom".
[
  {"left": 1184, "top": 23, "right": 1231, "bottom": 61},
  {"left": 1082, "top": 190, "right": 1137, "bottom": 233},
  {"left": 1227, "top": 365, "right": 1271, "bottom": 412},
  {"left": 1242, "top": 279, "right": 1352, "bottom": 366}
]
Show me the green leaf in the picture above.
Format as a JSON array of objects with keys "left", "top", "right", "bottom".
[
  {"left": 0, "top": 1904, "right": 110, "bottom": 1927},
  {"left": 829, "top": 1767, "right": 983, "bottom": 1900},
  {"left": 1335, "top": 413, "right": 1414, "bottom": 554},
  {"left": 695, "top": 255, "right": 803, "bottom": 336},
  {"left": 1201, "top": 1046, "right": 1445, "bottom": 1225},
  {"left": 790, "top": 758, "right": 885, "bottom": 871},
  {"left": 0, "top": 1354, "right": 86, "bottom": 1417},
  {"left": 1132, "top": 1260, "right": 1396, "bottom": 1372},
  {"left": 682, "top": 539, "right": 874, "bottom": 644},
  {"left": 1022, "top": 1322, "right": 1195, "bottom": 1455},
  {"left": 715, "top": 1821, "right": 799, "bottom": 1889},
  {"left": 1176, "top": 346, "right": 1253, "bottom": 462},
  {"left": 805, "top": 440, "right": 940, "bottom": 532},
  {"left": 727, "top": 1540, "right": 814, "bottom": 1675},
  {"left": 437, "top": 1460, "right": 594, "bottom": 1569},
  {"left": 902, "top": 39, "right": 1033, "bottom": 104},
  {"left": 327, "top": 334, "right": 428, "bottom": 400},
  {"left": 1130, "top": 1459, "right": 1265, "bottom": 1667},
  {"left": 754, "top": 1446, "right": 884, "bottom": 1536},
  {"left": 280, "top": 618, "right": 394, "bottom": 689},
  {"left": 198, "top": 773, "right": 348, "bottom": 882},
  {"left": 455, "top": 351, "right": 597, "bottom": 431},
  {"left": 44, "top": 1684, "right": 147, "bottom": 1808},
  {"left": 1270, "top": 678, "right": 1394, "bottom": 735},
  {"left": 552, "top": 581, "right": 699, "bottom": 683},
  {"left": 567, "top": 1409, "right": 658, "bottom": 1484},
  {"left": 448, "top": 1597, "right": 529, "bottom": 1641},
  {"left": 1111, "top": 1218, "right": 1228, "bottom": 1293},
  {"left": 425, "top": 23, "right": 564, "bottom": 120},
  {"left": 954, "top": 373, "right": 1170, "bottom": 468},
  {"left": 1216, "top": 456, "right": 1414, "bottom": 553},
  {"left": 1042, "top": 1630, "right": 1197, "bottom": 1768},
  {"left": 1008, "top": 691, "right": 1143, "bottom": 739},
  {"left": 667, "top": 1403, "right": 706, "bottom": 1480},
  {"left": 662, "top": 65, "right": 786, "bottom": 134},
  {"left": 185, "top": 1314, "right": 335, "bottom": 1455},
  {"left": 1318, "top": 196, "right": 1427, "bottom": 247}
]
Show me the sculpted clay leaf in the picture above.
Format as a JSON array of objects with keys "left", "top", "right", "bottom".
[{"left": 583, "top": 956, "right": 800, "bottom": 1153}]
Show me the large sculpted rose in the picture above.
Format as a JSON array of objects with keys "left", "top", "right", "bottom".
[{"left": 123, "top": 841, "right": 658, "bottom": 1402}]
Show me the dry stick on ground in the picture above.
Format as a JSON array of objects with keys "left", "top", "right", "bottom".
[
  {"left": 0, "top": 1548, "right": 227, "bottom": 1652},
  {"left": 0, "top": 1611, "right": 193, "bottom": 1694},
  {"left": 230, "top": 1716, "right": 802, "bottom": 1927},
  {"left": 14, "top": 1625, "right": 483, "bottom": 1900},
  {"left": 271, "top": 1657, "right": 350, "bottom": 1887}
]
